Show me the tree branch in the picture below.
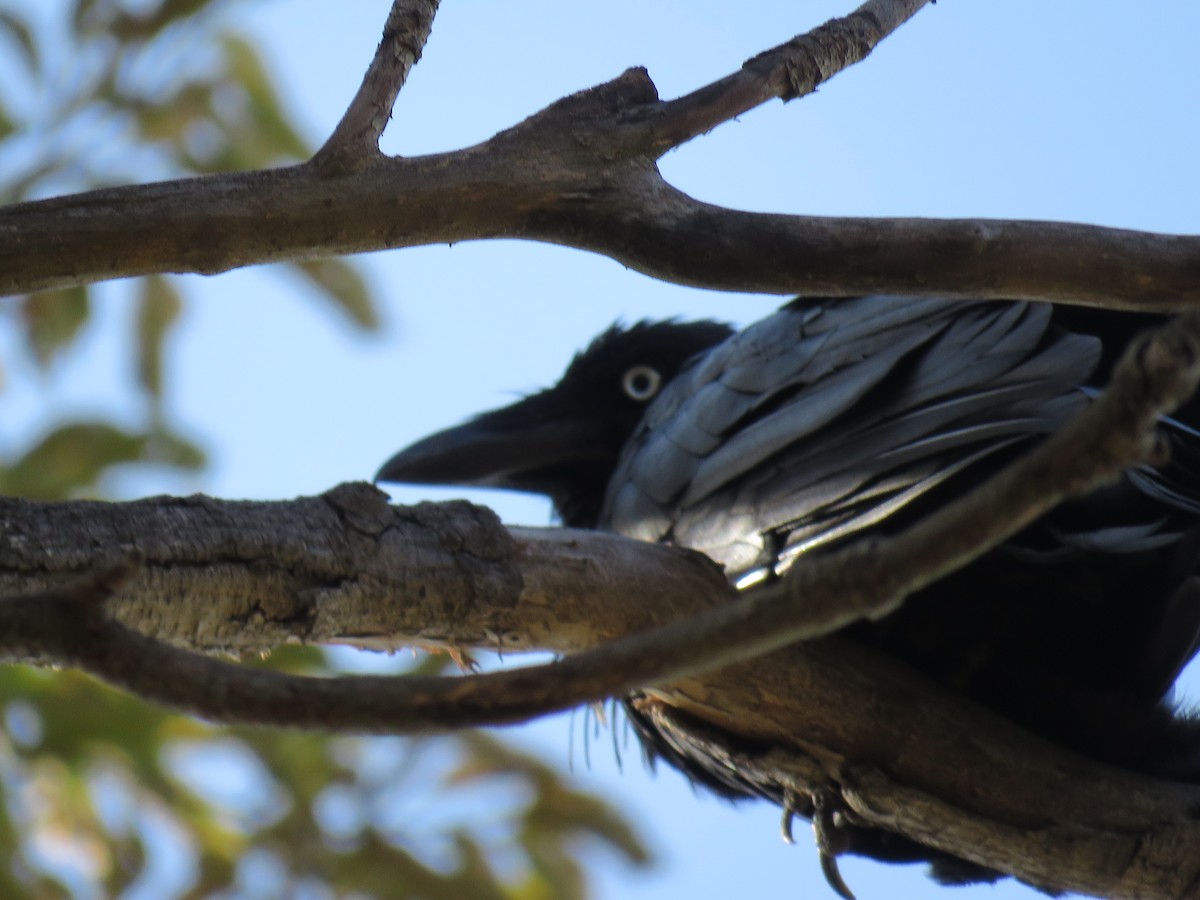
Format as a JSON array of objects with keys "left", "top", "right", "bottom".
[
  {"left": 5, "top": 304, "right": 1197, "bottom": 731},
  {"left": 638, "top": 689, "right": 1200, "bottom": 900},
  {"left": 0, "top": 485, "right": 728, "bottom": 659},
  {"left": 647, "top": 0, "right": 930, "bottom": 150},
  {"left": 314, "top": 0, "right": 441, "bottom": 167},
  {"left": 3, "top": 311, "right": 1200, "bottom": 896},
  {"left": 7, "top": 0, "right": 1196, "bottom": 311},
  {"left": 0, "top": 491, "right": 737, "bottom": 731}
]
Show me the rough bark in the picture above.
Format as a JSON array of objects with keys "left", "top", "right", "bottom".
[
  {"left": 2, "top": 485, "right": 1199, "bottom": 899},
  {"left": 0, "top": 485, "right": 726, "bottom": 658}
]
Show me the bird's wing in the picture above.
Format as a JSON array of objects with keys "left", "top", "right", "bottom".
[{"left": 602, "top": 296, "right": 1105, "bottom": 580}]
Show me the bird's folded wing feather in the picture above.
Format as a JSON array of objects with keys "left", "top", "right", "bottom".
[{"left": 603, "top": 296, "right": 1105, "bottom": 579}]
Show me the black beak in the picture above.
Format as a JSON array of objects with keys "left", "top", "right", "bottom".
[{"left": 375, "top": 397, "right": 612, "bottom": 492}]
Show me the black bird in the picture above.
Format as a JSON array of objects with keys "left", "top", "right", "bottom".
[{"left": 376, "top": 296, "right": 1200, "bottom": 890}]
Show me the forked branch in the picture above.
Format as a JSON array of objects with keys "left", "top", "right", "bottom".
[
  {"left": 5, "top": 0, "right": 1196, "bottom": 311},
  {"left": 315, "top": 0, "right": 441, "bottom": 166}
]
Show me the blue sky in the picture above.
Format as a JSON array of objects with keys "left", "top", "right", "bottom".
[{"left": 6, "top": 1, "right": 1200, "bottom": 898}]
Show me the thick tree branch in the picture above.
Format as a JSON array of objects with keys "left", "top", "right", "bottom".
[
  {"left": 4, "top": 312, "right": 1200, "bottom": 896},
  {"left": 0, "top": 485, "right": 728, "bottom": 659},
  {"left": 4, "top": 310, "right": 1197, "bottom": 731},
  {"left": 639, "top": 688, "right": 1200, "bottom": 900},
  {"left": 0, "top": 490, "right": 738, "bottom": 730},
  {"left": 7, "top": 1, "right": 1196, "bottom": 310},
  {"left": 314, "top": 0, "right": 441, "bottom": 167},
  {"left": 0, "top": 556, "right": 728, "bottom": 732}
]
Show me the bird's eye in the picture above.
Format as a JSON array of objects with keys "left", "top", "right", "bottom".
[{"left": 622, "top": 365, "right": 662, "bottom": 402}]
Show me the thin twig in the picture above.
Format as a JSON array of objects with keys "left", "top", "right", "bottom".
[
  {"left": 646, "top": 0, "right": 932, "bottom": 152},
  {"left": 313, "top": 0, "right": 441, "bottom": 167}
]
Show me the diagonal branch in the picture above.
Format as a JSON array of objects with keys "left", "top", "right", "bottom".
[
  {"left": 314, "top": 0, "right": 441, "bottom": 167},
  {"left": 761, "top": 309, "right": 1200, "bottom": 631},
  {"left": 647, "top": 0, "right": 931, "bottom": 151},
  {"left": 2, "top": 314, "right": 1198, "bottom": 736},
  {"left": 3, "top": 311, "right": 1200, "bottom": 896}
]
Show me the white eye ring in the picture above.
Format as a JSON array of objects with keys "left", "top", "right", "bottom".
[{"left": 622, "top": 365, "right": 662, "bottom": 402}]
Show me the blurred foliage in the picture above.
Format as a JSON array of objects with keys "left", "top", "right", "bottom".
[
  {"left": 0, "top": 653, "right": 648, "bottom": 898},
  {"left": 0, "top": 1, "right": 649, "bottom": 897},
  {"left": 0, "top": 0, "right": 381, "bottom": 504}
]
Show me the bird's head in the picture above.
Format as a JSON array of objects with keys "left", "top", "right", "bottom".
[{"left": 376, "top": 319, "right": 733, "bottom": 526}]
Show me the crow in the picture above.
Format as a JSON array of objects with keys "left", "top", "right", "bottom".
[{"left": 375, "top": 296, "right": 1200, "bottom": 892}]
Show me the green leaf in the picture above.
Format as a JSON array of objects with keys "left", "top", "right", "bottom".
[
  {"left": 135, "top": 274, "right": 182, "bottom": 398},
  {"left": 0, "top": 420, "right": 206, "bottom": 498},
  {"left": 20, "top": 287, "right": 91, "bottom": 369},
  {"left": 291, "top": 259, "right": 379, "bottom": 331},
  {"left": 456, "top": 731, "right": 652, "bottom": 866},
  {"left": 0, "top": 97, "right": 16, "bottom": 142},
  {"left": 109, "top": 0, "right": 217, "bottom": 42},
  {"left": 0, "top": 422, "right": 147, "bottom": 499},
  {"left": 131, "top": 81, "right": 218, "bottom": 144},
  {"left": 144, "top": 428, "right": 207, "bottom": 470},
  {"left": 219, "top": 32, "right": 310, "bottom": 162},
  {"left": 0, "top": 10, "right": 38, "bottom": 74}
]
